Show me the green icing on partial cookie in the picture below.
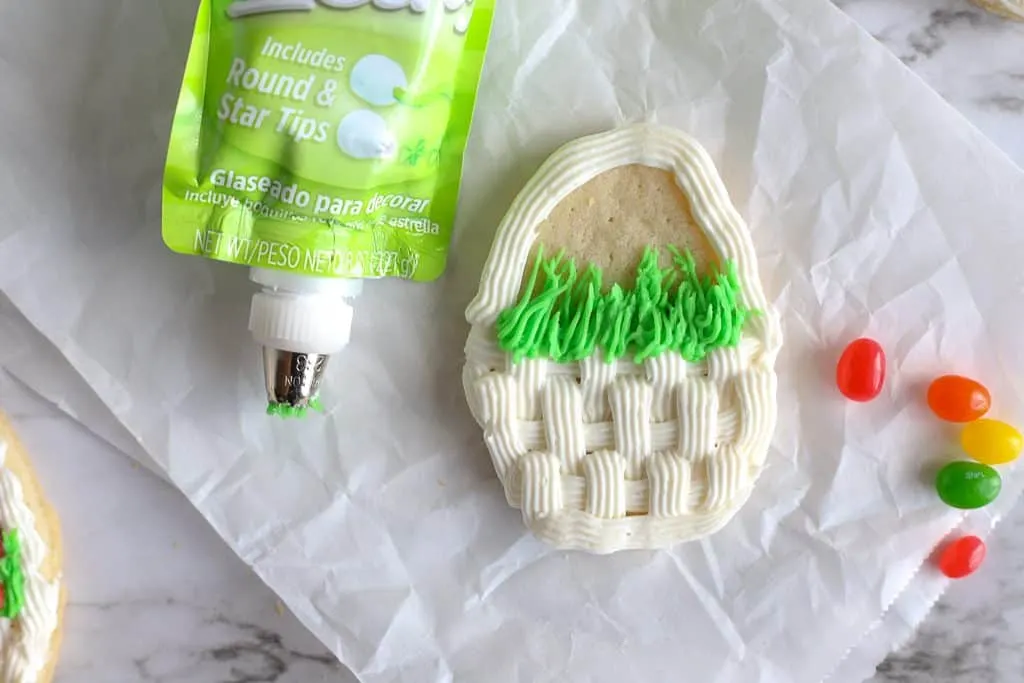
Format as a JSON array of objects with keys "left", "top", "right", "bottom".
[
  {"left": 0, "top": 529, "right": 26, "bottom": 620},
  {"left": 266, "top": 395, "right": 324, "bottom": 419},
  {"left": 496, "top": 246, "right": 751, "bottom": 364}
]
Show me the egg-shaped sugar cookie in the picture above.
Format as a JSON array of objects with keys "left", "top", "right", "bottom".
[{"left": 464, "top": 124, "right": 782, "bottom": 553}]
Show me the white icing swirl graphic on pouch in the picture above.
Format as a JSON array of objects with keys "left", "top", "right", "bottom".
[
  {"left": 350, "top": 54, "right": 406, "bottom": 106},
  {"left": 334, "top": 54, "right": 405, "bottom": 159},
  {"left": 337, "top": 110, "right": 396, "bottom": 159}
]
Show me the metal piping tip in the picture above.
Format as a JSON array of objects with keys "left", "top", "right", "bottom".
[{"left": 262, "top": 347, "right": 330, "bottom": 410}]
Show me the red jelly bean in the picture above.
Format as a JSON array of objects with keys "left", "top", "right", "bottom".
[
  {"left": 927, "top": 375, "right": 991, "bottom": 423},
  {"left": 938, "top": 535, "right": 986, "bottom": 579},
  {"left": 836, "top": 338, "right": 885, "bottom": 402}
]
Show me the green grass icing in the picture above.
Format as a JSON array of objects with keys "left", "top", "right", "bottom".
[
  {"left": 0, "top": 529, "right": 25, "bottom": 620},
  {"left": 495, "top": 246, "right": 751, "bottom": 364}
]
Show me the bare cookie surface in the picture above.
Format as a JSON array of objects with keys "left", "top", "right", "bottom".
[{"left": 533, "top": 164, "right": 718, "bottom": 284}]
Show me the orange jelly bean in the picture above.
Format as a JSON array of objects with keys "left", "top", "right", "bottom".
[
  {"left": 927, "top": 375, "right": 991, "bottom": 423},
  {"left": 937, "top": 535, "right": 986, "bottom": 579}
]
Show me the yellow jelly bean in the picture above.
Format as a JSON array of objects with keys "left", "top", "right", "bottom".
[{"left": 961, "top": 419, "right": 1023, "bottom": 465}]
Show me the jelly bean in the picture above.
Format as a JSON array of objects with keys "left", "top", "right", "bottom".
[
  {"left": 935, "top": 461, "right": 1001, "bottom": 509},
  {"left": 836, "top": 338, "right": 885, "bottom": 402},
  {"left": 938, "top": 536, "right": 986, "bottom": 579},
  {"left": 961, "top": 419, "right": 1022, "bottom": 465},
  {"left": 926, "top": 375, "right": 991, "bottom": 423}
]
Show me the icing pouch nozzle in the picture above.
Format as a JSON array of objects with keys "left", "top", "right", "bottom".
[
  {"left": 262, "top": 349, "right": 329, "bottom": 415},
  {"left": 247, "top": 268, "right": 361, "bottom": 417}
]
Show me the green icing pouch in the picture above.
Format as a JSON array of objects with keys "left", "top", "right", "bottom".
[{"left": 162, "top": 0, "right": 494, "bottom": 414}]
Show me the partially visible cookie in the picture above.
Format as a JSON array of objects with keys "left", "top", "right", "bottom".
[
  {"left": 0, "top": 414, "right": 65, "bottom": 683},
  {"left": 971, "top": 0, "right": 1024, "bottom": 19},
  {"left": 464, "top": 124, "right": 782, "bottom": 553}
]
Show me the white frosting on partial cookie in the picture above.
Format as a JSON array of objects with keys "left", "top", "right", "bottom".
[
  {"left": 464, "top": 124, "right": 782, "bottom": 552},
  {"left": 0, "top": 439, "right": 61, "bottom": 683}
]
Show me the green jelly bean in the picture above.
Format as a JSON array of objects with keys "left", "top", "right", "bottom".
[{"left": 935, "top": 461, "right": 1002, "bottom": 510}]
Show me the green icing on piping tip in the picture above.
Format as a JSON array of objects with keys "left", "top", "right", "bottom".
[
  {"left": 267, "top": 396, "right": 324, "bottom": 419},
  {"left": 0, "top": 529, "right": 26, "bottom": 620},
  {"left": 496, "top": 246, "right": 752, "bottom": 364}
]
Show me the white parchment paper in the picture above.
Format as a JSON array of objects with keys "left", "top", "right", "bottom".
[{"left": 3, "top": 0, "right": 1024, "bottom": 681}]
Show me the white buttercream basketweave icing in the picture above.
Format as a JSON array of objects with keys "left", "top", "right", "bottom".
[
  {"left": 0, "top": 439, "right": 61, "bottom": 683},
  {"left": 464, "top": 124, "right": 782, "bottom": 553}
]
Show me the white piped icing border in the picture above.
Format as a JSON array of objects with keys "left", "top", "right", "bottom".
[
  {"left": 464, "top": 124, "right": 783, "bottom": 552},
  {"left": 0, "top": 440, "right": 61, "bottom": 683}
]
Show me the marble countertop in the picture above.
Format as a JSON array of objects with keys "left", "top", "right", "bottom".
[
  {"left": 842, "top": 0, "right": 1024, "bottom": 680},
  {"left": 12, "top": 391, "right": 350, "bottom": 683},
  {"left": 11, "top": 0, "right": 1024, "bottom": 681}
]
